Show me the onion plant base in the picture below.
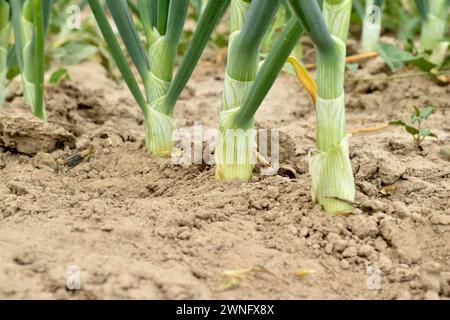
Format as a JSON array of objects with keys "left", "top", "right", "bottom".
[
  {"left": 309, "top": 135, "right": 355, "bottom": 214},
  {"left": 215, "top": 108, "right": 256, "bottom": 182},
  {"left": 145, "top": 106, "right": 175, "bottom": 156},
  {"left": 23, "top": 78, "right": 47, "bottom": 121},
  {"left": 429, "top": 41, "right": 449, "bottom": 67},
  {"left": 216, "top": 71, "right": 256, "bottom": 181},
  {"left": 215, "top": 130, "right": 256, "bottom": 182}
]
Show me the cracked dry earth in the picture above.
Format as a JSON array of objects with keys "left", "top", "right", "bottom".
[{"left": 0, "top": 54, "right": 449, "bottom": 300}]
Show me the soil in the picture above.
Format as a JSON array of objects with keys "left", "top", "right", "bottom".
[{"left": 0, "top": 50, "right": 449, "bottom": 300}]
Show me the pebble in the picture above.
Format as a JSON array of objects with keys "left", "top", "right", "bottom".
[
  {"left": 33, "top": 152, "right": 58, "bottom": 171},
  {"left": 324, "top": 243, "right": 334, "bottom": 254},
  {"left": 378, "top": 155, "right": 406, "bottom": 185},
  {"left": 420, "top": 265, "right": 442, "bottom": 293},
  {"left": 378, "top": 254, "right": 393, "bottom": 272},
  {"left": 361, "top": 199, "right": 388, "bottom": 213},
  {"left": 333, "top": 239, "right": 347, "bottom": 253},
  {"left": 395, "top": 290, "right": 412, "bottom": 300},
  {"left": 13, "top": 250, "right": 37, "bottom": 266},
  {"left": 346, "top": 215, "right": 379, "bottom": 239},
  {"left": 342, "top": 246, "right": 358, "bottom": 258},
  {"left": 424, "top": 290, "right": 440, "bottom": 300},
  {"left": 393, "top": 201, "right": 411, "bottom": 219},
  {"left": 340, "top": 259, "right": 350, "bottom": 270},
  {"left": 374, "top": 237, "right": 388, "bottom": 252},
  {"left": 177, "top": 230, "right": 192, "bottom": 240},
  {"left": 287, "top": 225, "right": 298, "bottom": 236},
  {"left": 358, "top": 244, "right": 374, "bottom": 258},
  {"left": 430, "top": 214, "right": 450, "bottom": 225},
  {"left": 299, "top": 227, "right": 309, "bottom": 238},
  {"left": 101, "top": 225, "right": 114, "bottom": 232}
]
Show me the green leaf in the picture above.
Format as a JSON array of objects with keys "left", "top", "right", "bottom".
[
  {"left": 404, "top": 38, "right": 415, "bottom": 53},
  {"left": 54, "top": 42, "right": 98, "bottom": 65},
  {"left": 389, "top": 120, "right": 420, "bottom": 135},
  {"left": 419, "top": 128, "right": 437, "bottom": 138},
  {"left": 406, "top": 57, "right": 436, "bottom": 72},
  {"left": 164, "top": 0, "right": 231, "bottom": 112},
  {"left": 405, "top": 125, "right": 420, "bottom": 135},
  {"left": 346, "top": 63, "right": 359, "bottom": 74},
  {"left": 378, "top": 43, "right": 416, "bottom": 71},
  {"left": 49, "top": 68, "right": 70, "bottom": 85},
  {"left": 378, "top": 42, "right": 437, "bottom": 72},
  {"left": 411, "top": 106, "right": 420, "bottom": 123},
  {"left": 418, "top": 106, "right": 435, "bottom": 120},
  {"left": 441, "top": 56, "right": 450, "bottom": 69},
  {"left": 88, "top": 0, "right": 148, "bottom": 116},
  {"left": 398, "top": 13, "right": 420, "bottom": 42},
  {"left": 106, "top": 0, "right": 149, "bottom": 83},
  {"left": 389, "top": 120, "right": 408, "bottom": 127}
]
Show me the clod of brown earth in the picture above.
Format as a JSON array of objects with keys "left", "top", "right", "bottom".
[
  {"left": 379, "top": 218, "right": 422, "bottom": 265},
  {"left": 0, "top": 107, "right": 75, "bottom": 155}
]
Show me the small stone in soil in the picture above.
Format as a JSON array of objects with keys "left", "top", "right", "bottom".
[
  {"left": 424, "top": 290, "right": 440, "bottom": 300},
  {"left": 325, "top": 243, "right": 334, "bottom": 254},
  {"left": 430, "top": 214, "right": 450, "bottom": 225},
  {"left": 340, "top": 260, "right": 350, "bottom": 270},
  {"left": 101, "top": 225, "right": 114, "bottom": 232},
  {"left": 395, "top": 290, "right": 412, "bottom": 300},
  {"left": 342, "top": 246, "right": 358, "bottom": 258},
  {"left": 378, "top": 254, "right": 393, "bottom": 272},
  {"left": 333, "top": 239, "right": 347, "bottom": 253},
  {"left": 177, "top": 231, "right": 192, "bottom": 240},
  {"left": 299, "top": 227, "right": 309, "bottom": 238},
  {"left": 13, "top": 250, "right": 37, "bottom": 266},
  {"left": 33, "top": 152, "right": 58, "bottom": 171},
  {"left": 358, "top": 244, "right": 374, "bottom": 258}
]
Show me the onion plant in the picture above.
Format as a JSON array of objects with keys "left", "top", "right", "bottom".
[
  {"left": 415, "top": 0, "right": 449, "bottom": 66},
  {"left": 10, "top": 0, "right": 53, "bottom": 121},
  {"left": 88, "top": 0, "right": 230, "bottom": 156},
  {"left": 215, "top": 0, "right": 305, "bottom": 181},
  {"left": 215, "top": 0, "right": 281, "bottom": 181},
  {"left": 289, "top": 0, "right": 355, "bottom": 214},
  {"left": 361, "top": 0, "right": 384, "bottom": 52},
  {"left": 0, "top": 0, "right": 11, "bottom": 106}
]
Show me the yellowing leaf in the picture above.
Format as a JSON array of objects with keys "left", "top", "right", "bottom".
[
  {"left": 296, "top": 269, "right": 317, "bottom": 278},
  {"left": 288, "top": 56, "right": 317, "bottom": 105}
]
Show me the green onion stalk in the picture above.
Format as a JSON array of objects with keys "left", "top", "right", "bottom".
[
  {"left": 360, "top": 0, "right": 384, "bottom": 52},
  {"left": 323, "top": 0, "right": 352, "bottom": 42},
  {"left": 11, "top": 0, "right": 52, "bottom": 121},
  {"left": 290, "top": 0, "right": 355, "bottom": 214},
  {"left": 193, "top": 0, "right": 207, "bottom": 19},
  {"left": 105, "top": 0, "right": 189, "bottom": 155},
  {"left": 0, "top": 0, "right": 11, "bottom": 106},
  {"left": 215, "top": 0, "right": 282, "bottom": 181},
  {"left": 262, "top": 0, "right": 303, "bottom": 60},
  {"left": 416, "top": 0, "right": 449, "bottom": 66},
  {"left": 89, "top": 0, "right": 230, "bottom": 156}
]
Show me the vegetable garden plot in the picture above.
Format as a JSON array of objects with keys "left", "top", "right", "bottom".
[{"left": 0, "top": 0, "right": 449, "bottom": 300}]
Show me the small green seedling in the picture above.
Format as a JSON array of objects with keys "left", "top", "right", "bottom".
[{"left": 389, "top": 106, "right": 437, "bottom": 148}]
